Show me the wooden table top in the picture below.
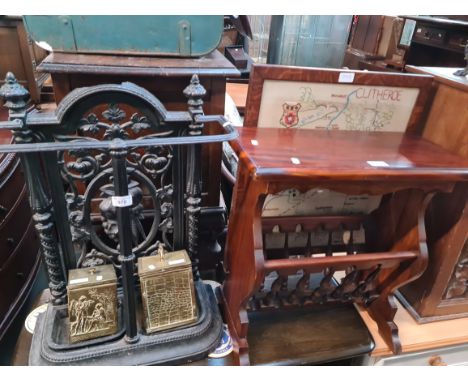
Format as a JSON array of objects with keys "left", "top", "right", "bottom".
[
  {"left": 357, "top": 300, "right": 468, "bottom": 357},
  {"left": 38, "top": 50, "right": 241, "bottom": 77},
  {"left": 406, "top": 66, "right": 468, "bottom": 92},
  {"left": 232, "top": 128, "right": 468, "bottom": 181},
  {"left": 226, "top": 82, "right": 248, "bottom": 113}
]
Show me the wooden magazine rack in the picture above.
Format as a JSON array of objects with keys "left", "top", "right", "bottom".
[{"left": 221, "top": 64, "right": 468, "bottom": 365}]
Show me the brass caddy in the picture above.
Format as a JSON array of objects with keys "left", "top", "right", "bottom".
[
  {"left": 67, "top": 265, "right": 118, "bottom": 343},
  {"left": 138, "top": 246, "right": 198, "bottom": 334}
]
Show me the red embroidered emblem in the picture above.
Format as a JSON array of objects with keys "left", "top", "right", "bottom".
[{"left": 280, "top": 103, "right": 301, "bottom": 128}]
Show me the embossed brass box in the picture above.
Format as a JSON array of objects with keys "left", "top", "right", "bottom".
[
  {"left": 138, "top": 249, "right": 198, "bottom": 334},
  {"left": 67, "top": 265, "right": 118, "bottom": 343}
]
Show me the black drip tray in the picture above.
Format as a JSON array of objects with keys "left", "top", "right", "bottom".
[
  {"left": 29, "top": 282, "right": 223, "bottom": 365},
  {"left": 248, "top": 304, "right": 374, "bottom": 366}
]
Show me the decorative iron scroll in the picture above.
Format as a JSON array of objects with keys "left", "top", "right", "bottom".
[
  {"left": 0, "top": 72, "right": 237, "bottom": 308},
  {"left": 55, "top": 101, "right": 175, "bottom": 270}
]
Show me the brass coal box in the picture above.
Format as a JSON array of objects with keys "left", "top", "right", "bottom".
[
  {"left": 138, "top": 247, "right": 198, "bottom": 334},
  {"left": 67, "top": 265, "right": 118, "bottom": 343}
]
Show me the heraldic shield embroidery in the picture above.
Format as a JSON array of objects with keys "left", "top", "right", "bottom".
[{"left": 280, "top": 102, "right": 302, "bottom": 128}]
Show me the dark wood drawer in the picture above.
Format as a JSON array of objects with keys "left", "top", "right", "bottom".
[
  {"left": 0, "top": 186, "right": 33, "bottom": 268},
  {"left": 448, "top": 33, "right": 468, "bottom": 51}
]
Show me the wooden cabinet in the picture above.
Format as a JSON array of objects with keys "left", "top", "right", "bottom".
[
  {"left": 348, "top": 16, "right": 385, "bottom": 56},
  {"left": 0, "top": 16, "right": 48, "bottom": 104},
  {"left": 344, "top": 16, "right": 406, "bottom": 71},
  {"left": 404, "top": 17, "right": 468, "bottom": 68},
  {"left": 37, "top": 50, "right": 240, "bottom": 207},
  {"left": 0, "top": 110, "right": 40, "bottom": 342},
  {"left": 398, "top": 66, "right": 468, "bottom": 321},
  {"left": 220, "top": 64, "right": 468, "bottom": 365},
  {"left": 0, "top": 18, "right": 45, "bottom": 343},
  {"left": 361, "top": 343, "right": 468, "bottom": 366},
  {"left": 221, "top": 126, "right": 468, "bottom": 364},
  {"left": 355, "top": 299, "right": 468, "bottom": 365}
]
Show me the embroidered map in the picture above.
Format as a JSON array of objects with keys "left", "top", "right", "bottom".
[
  {"left": 262, "top": 188, "right": 381, "bottom": 217},
  {"left": 257, "top": 80, "right": 420, "bottom": 131}
]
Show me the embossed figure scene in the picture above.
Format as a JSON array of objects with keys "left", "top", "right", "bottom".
[{"left": 69, "top": 288, "right": 117, "bottom": 340}]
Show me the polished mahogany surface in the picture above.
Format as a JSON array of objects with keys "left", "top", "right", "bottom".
[
  {"left": 406, "top": 66, "right": 468, "bottom": 93},
  {"left": 232, "top": 128, "right": 468, "bottom": 181}
]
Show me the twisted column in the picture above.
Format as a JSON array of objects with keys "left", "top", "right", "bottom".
[
  {"left": 0, "top": 72, "right": 67, "bottom": 304},
  {"left": 183, "top": 75, "right": 206, "bottom": 280}
]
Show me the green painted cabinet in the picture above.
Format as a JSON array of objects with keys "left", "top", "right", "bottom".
[{"left": 23, "top": 16, "right": 223, "bottom": 57}]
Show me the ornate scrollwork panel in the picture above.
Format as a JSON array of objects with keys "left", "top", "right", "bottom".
[{"left": 53, "top": 101, "right": 177, "bottom": 272}]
